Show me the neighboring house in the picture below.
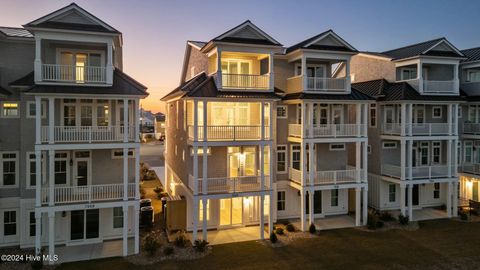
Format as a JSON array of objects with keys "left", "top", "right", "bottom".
[
  {"left": 337, "top": 38, "right": 464, "bottom": 219},
  {"left": 161, "top": 21, "right": 371, "bottom": 243},
  {"left": 0, "top": 3, "right": 147, "bottom": 263},
  {"left": 154, "top": 113, "right": 165, "bottom": 140}
]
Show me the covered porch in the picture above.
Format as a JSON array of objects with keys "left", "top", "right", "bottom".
[{"left": 55, "top": 238, "right": 135, "bottom": 264}]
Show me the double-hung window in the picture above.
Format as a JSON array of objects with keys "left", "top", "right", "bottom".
[
  {"left": 291, "top": 145, "right": 301, "bottom": 170},
  {"left": 277, "top": 145, "right": 287, "bottom": 173},
  {"left": 1, "top": 152, "right": 18, "bottom": 187},
  {"left": 4, "top": 211, "right": 16, "bottom": 236},
  {"left": 369, "top": 104, "right": 377, "bottom": 127},
  {"left": 433, "top": 183, "right": 440, "bottom": 199},
  {"left": 277, "top": 191, "right": 286, "bottom": 211},
  {"left": 113, "top": 207, "right": 123, "bottom": 228},
  {"left": 389, "top": 184, "right": 396, "bottom": 202},
  {"left": 26, "top": 152, "right": 45, "bottom": 188},
  {"left": 432, "top": 142, "right": 441, "bottom": 164},
  {"left": 54, "top": 152, "right": 68, "bottom": 185},
  {"left": 276, "top": 106, "right": 287, "bottom": 119}
]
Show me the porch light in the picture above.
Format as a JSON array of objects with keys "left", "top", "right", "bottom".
[{"left": 466, "top": 180, "right": 473, "bottom": 189}]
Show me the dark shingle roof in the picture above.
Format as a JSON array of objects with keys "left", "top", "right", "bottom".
[
  {"left": 188, "top": 40, "right": 207, "bottom": 49},
  {"left": 352, "top": 79, "right": 464, "bottom": 102},
  {"left": 461, "top": 47, "right": 480, "bottom": 63},
  {"left": 283, "top": 89, "right": 373, "bottom": 101},
  {"left": 286, "top": 30, "right": 357, "bottom": 54},
  {"left": 0, "top": 86, "right": 12, "bottom": 96},
  {"left": 0, "top": 26, "right": 33, "bottom": 38},
  {"left": 381, "top": 38, "right": 464, "bottom": 60},
  {"left": 9, "top": 72, "right": 34, "bottom": 87}
]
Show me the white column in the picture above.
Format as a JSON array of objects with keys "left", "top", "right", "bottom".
[
  {"left": 35, "top": 211, "right": 41, "bottom": 255},
  {"left": 202, "top": 198, "right": 208, "bottom": 241},
  {"left": 408, "top": 184, "right": 413, "bottom": 220},
  {"left": 203, "top": 100, "right": 208, "bottom": 141},
  {"left": 417, "top": 60, "right": 424, "bottom": 93},
  {"left": 452, "top": 182, "right": 458, "bottom": 217},
  {"left": 260, "top": 194, "right": 265, "bottom": 239},
  {"left": 48, "top": 97, "right": 54, "bottom": 144},
  {"left": 134, "top": 204, "right": 139, "bottom": 254},
  {"left": 355, "top": 187, "right": 361, "bottom": 226},
  {"left": 301, "top": 102, "right": 306, "bottom": 138},
  {"left": 308, "top": 102, "right": 314, "bottom": 138},
  {"left": 122, "top": 204, "right": 128, "bottom": 256},
  {"left": 400, "top": 140, "right": 406, "bottom": 180},
  {"left": 35, "top": 96, "right": 41, "bottom": 144},
  {"left": 300, "top": 189, "right": 306, "bottom": 231},
  {"left": 356, "top": 142, "right": 361, "bottom": 182},
  {"left": 48, "top": 211, "right": 55, "bottom": 265},
  {"left": 401, "top": 104, "right": 406, "bottom": 136},
  {"left": 192, "top": 198, "right": 199, "bottom": 241},
  {"left": 448, "top": 104, "right": 453, "bottom": 135},
  {"left": 260, "top": 144, "right": 265, "bottom": 239},
  {"left": 202, "top": 146, "right": 208, "bottom": 194},
  {"left": 34, "top": 37, "right": 42, "bottom": 82},
  {"left": 400, "top": 184, "right": 406, "bottom": 216},
  {"left": 123, "top": 99, "right": 129, "bottom": 142},
  {"left": 268, "top": 190, "right": 274, "bottom": 235},
  {"left": 35, "top": 150, "right": 41, "bottom": 207},
  {"left": 301, "top": 55, "right": 307, "bottom": 89},
  {"left": 309, "top": 142, "right": 314, "bottom": 185},
  {"left": 454, "top": 104, "right": 459, "bottom": 135},
  {"left": 447, "top": 182, "right": 452, "bottom": 217},
  {"left": 193, "top": 146, "right": 198, "bottom": 195},
  {"left": 269, "top": 102, "right": 273, "bottom": 140},
  {"left": 261, "top": 102, "right": 265, "bottom": 140},
  {"left": 106, "top": 42, "right": 113, "bottom": 84},
  {"left": 362, "top": 187, "right": 368, "bottom": 225},
  {"left": 48, "top": 150, "right": 54, "bottom": 206},
  {"left": 447, "top": 140, "right": 452, "bottom": 178},
  {"left": 123, "top": 148, "right": 128, "bottom": 200},
  {"left": 193, "top": 100, "right": 198, "bottom": 141},
  {"left": 362, "top": 142, "right": 368, "bottom": 182},
  {"left": 362, "top": 103, "right": 368, "bottom": 136},
  {"left": 301, "top": 142, "right": 307, "bottom": 186},
  {"left": 135, "top": 147, "right": 140, "bottom": 199},
  {"left": 408, "top": 140, "right": 413, "bottom": 180},
  {"left": 269, "top": 53, "right": 274, "bottom": 90},
  {"left": 216, "top": 49, "right": 222, "bottom": 88},
  {"left": 134, "top": 99, "right": 140, "bottom": 142},
  {"left": 454, "top": 64, "right": 459, "bottom": 92},
  {"left": 408, "top": 104, "right": 413, "bottom": 136},
  {"left": 308, "top": 189, "right": 314, "bottom": 227},
  {"left": 356, "top": 104, "right": 361, "bottom": 137}
]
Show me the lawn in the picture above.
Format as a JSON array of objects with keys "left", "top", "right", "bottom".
[{"left": 57, "top": 219, "right": 480, "bottom": 270}]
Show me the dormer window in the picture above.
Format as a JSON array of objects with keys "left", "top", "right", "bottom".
[{"left": 58, "top": 50, "right": 104, "bottom": 83}]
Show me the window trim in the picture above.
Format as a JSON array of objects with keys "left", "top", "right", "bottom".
[
  {"left": 432, "top": 106, "right": 442, "bottom": 119},
  {"left": 276, "top": 145, "right": 287, "bottom": 174},
  {"left": 329, "top": 143, "right": 346, "bottom": 151},
  {"left": 276, "top": 105, "right": 288, "bottom": 119},
  {"left": 1, "top": 101, "right": 20, "bottom": 118},
  {"left": 433, "top": 183, "right": 441, "bottom": 199},
  {"left": 26, "top": 152, "right": 46, "bottom": 189},
  {"left": 3, "top": 210, "right": 17, "bottom": 236},
  {"left": 388, "top": 184, "right": 396, "bottom": 202},
  {"left": 0, "top": 151, "right": 19, "bottom": 188},
  {"left": 432, "top": 141, "right": 442, "bottom": 165},
  {"left": 113, "top": 207, "right": 123, "bottom": 229},
  {"left": 369, "top": 104, "right": 377, "bottom": 128},
  {"left": 277, "top": 191, "right": 286, "bottom": 211},
  {"left": 111, "top": 149, "right": 135, "bottom": 159},
  {"left": 367, "top": 145, "right": 372, "bottom": 154},
  {"left": 291, "top": 145, "right": 301, "bottom": 170},
  {"left": 26, "top": 101, "right": 47, "bottom": 119},
  {"left": 382, "top": 141, "right": 398, "bottom": 149},
  {"left": 331, "top": 189, "right": 339, "bottom": 207}
]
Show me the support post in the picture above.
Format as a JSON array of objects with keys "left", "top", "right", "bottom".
[
  {"left": 400, "top": 185, "right": 406, "bottom": 216},
  {"left": 34, "top": 37, "right": 42, "bottom": 82},
  {"left": 260, "top": 144, "right": 265, "bottom": 239},
  {"left": 309, "top": 142, "right": 314, "bottom": 185},
  {"left": 269, "top": 53, "right": 274, "bottom": 90},
  {"left": 356, "top": 142, "right": 361, "bottom": 182},
  {"left": 193, "top": 100, "right": 198, "bottom": 141},
  {"left": 301, "top": 55, "right": 307, "bottom": 89},
  {"left": 202, "top": 198, "right": 208, "bottom": 241},
  {"left": 401, "top": 104, "right": 406, "bottom": 136},
  {"left": 134, "top": 204, "right": 139, "bottom": 254},
  {"left": 35, "top": 96, "right": 41, "bottom": 144},
  {"left": 400, "top": 140, "right": 406, "bottom": 180},
  {"left": 48, "top": 211, "right": 55, "bottom": 265},
  {"left": 447, "top": 182, "right": 452, "bottom": 217},
  {"left": 106, "top": 42, "right": 113, "bottom": 84},
  {"left": 48, "top": 150, "right": 54, "bottom": 206},
  {"left": 447, "top": 140, "right": 452, "bottom": 178},
  {"left": 134, "top": 99, "right": 140, "bottom": 142},
  {"left": 260, "top": 194, "right": 265, "bottom": 239},
  {"left": 308, "top": 189, "right": 314, "bottom": 227},
  {"left": 135, "top": 147, "right": 140, "bottom": 199},
  {"left": 408, "top": 140, "right": 413, "bottom": 180},
  {"left": 362, "top": 141, "right": 368, "bottom": 182},
  {"left": 355, "top": 187, "right": 361, "bottom": 226},
  {"left": 35, "top": 211, "right": 41, "bottom": 255},
  {"left": 122, "top": 204, "right": 128, "bottom": 256},
  {"left": 300, "top": 189, "right": 306, "bottom": 231},
  {"left": 261, "top": 102, "right": 265, "bottom": 140},
  {"left": 362, "top": 187, "right": 368, "bottom": 225},
  {"left": 123, "top": 148, "right": 128, "bottom": 200},
  {"left": 123, "top": 99, "right": 129, "bottom": 143},
  {"left": 356, "top": 104, "right": 361, "bottom": 137},
  {"left": 192, "top": 198, "right": 199, "bottom": 241},
  {"left": 408, "top": 184, "right": 413, "bottom": 220},
  {"left": 48, "top": 98, "right": 54, "bottom": 144},
  {"left": 216, "top": 49, "right": 222, "bottom": 88},
  {"left": 35, "top": 150, "right": 41, "bottom": 207},
  {"left": 452, "top": 182, "right": 458, "bottom": 217}
]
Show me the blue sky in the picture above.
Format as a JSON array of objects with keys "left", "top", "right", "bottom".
[{"left": 2, "top": 0, "right": 480, "bottom": 112}]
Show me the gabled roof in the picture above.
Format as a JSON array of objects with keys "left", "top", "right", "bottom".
[
  {"left": 461, "top": 47, "right": 480, "bottom": 63},
  {"left": 381, "top": 38, "right": 465, "bottom": 61},
  {"left": 9, "top": 72, "right": 34, "bottom": 87},
  {"left": 352, "top": 79, "right": 464, "bottom": 102},
  {"left": 161, "top": 72, "right": 282, "bottom": 101},
  {"left": 0, "top": 86, "right": 12, "bottom": 96},
  {"left": 24, "top": 3, "right": 120, "bottom": 34},
  {"left": 286, "top": 30, "right": 358, "bottom": 54},
  {"left": 0, "top": 26, "right": 33, "bottom": 39},
  {"left": 187, "top": 40, "right": 207, "bottom": 50}
]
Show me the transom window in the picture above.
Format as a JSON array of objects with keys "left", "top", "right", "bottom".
[{"left": 383, "top": 142, "right": 398, "bottom": 149}]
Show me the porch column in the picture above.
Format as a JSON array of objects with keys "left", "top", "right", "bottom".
[
  {"left": 408, "top": 184, "right": 413, "bottom": 220},
  {"left": 134, "top": 204, "right": 139, "bottom": 254},
  {"left": 356, "top": 104, "right": 361, "bottom": 137},
  {"left": 346, "top": 59, "right": 351, "bottom": 92},
  {"left": 48, "top": 211, "right": 55, "bottom": 265},
  {"left": 192, "top": 197, "right": 199, "bottom": 241},
  {"left": 401, "top": 104, "right": 406, "bottom": 136},
  {"left": 362, "top": 103, "right": 368, "bottom": 136},
  {"left": 122, "top": 205, "right": 128, "bottom": 256},
  {"left": 355, "top": 142, "right": 361, "bottom": 182},
  {"left": 301, "top": 102, "right": 306, "bottom": 138},
  {"left": 123, "top": 99, "right": 129, "bottom": 143},
  {"left": 362, "top": 142, "right": 368, "bottom": 182},
  {"left": 447, "top": 182, "right": 453, "bottom": 217},
  {"left": 35, "top": 211, "right": 41, "bottom": 255},
  {"left": 193, "top": 100, "right": 198, "bottom": 141},
  {"left": 106, "top": 42, "right": 113, "bottom": 85},
  {"left": 401, "top": 140, "right": 406, "bottom": 181},
  {"left": 308, "top": 102, "right": 314, "bottom": 138},
  {"left": 203, "top": 100, "right": 208, "bottom": 141},
  {"left": 261, "top": 102, "right": 265, "bottom": 140},
  {"left": 269, "top": 102, "right": 274, "bottom": 140},
  {"left": 268, "top": 190, "right": 274, "bottom": 235},
  {"left": 308, "top": 189, "right": 314, "bottom": 227},
  {"left": 48, "top": 97, "right": 54, "bottom": 144},
  {"left": 201, "top": 102, "right": 208, "bottom": 241},
  {"left": 123, "top": 148, "right": 128, "bottom": 201},
  {"left": 48, "top": 150, "right": 54, "bottom": 206},
  {"left": 417, "top": 60, "right": 424, "bottom": 93},
  {"left": 400, "top": 184, "right": 406, "bottom": 216},
  {"left": 216, "top": 49, "right": 222, "bottom": 88},
  {"left": 260, "top": 194, "right": 265, "bottom": 239},
  {"left": 35, "top": 96, "right": 41, "bottom": 144},
  {"left": 301, "top": 55, "right": 307, "bottom": 89},
  {"left": 269, "top": 53, "right": 274, "bottom": 90},
  {"left": 448, "top": 104, "right": 453, "bottom": 135},
  {"left": 454, "top": 104, "right": 459, "bottom": 135},
  {"left": 447, "top": 139, "right": 452, "bottom": 178},
  {"left": 135, "top": 147, "right": 140, "bottom": 199},
  {"left": 301, "top": 142, "right": 307, "bottom": 186},
  {"left": 134, "top": 99, "right": 140, "bottom": 142},
  {"left": 309, "top": 142, "right": 314, "bottom": 185},
  {"left": 35, "top": 150, "right": 42, "bottom": 207},
  {"left": 454, "top": 64, "right": 459, "bottom": 92},
  {"left": 362, "top": 187, "right": 368, "bottom": 225},
  {"left": 300, "top": 189, "right": 306, "bottom": 231},
  {"left": 408, "top": 104, "right": 413, "bottom": 136},
  {"left": 260, "top": 144, "right": 265, "bottom": 239},
  {"left": 34, "top": 37, "right": 42, "bottom": 82},
  {"left": 407, "top": 140, "right": 413, "bottom": 180},
  {"left": 355, "top": 187, "right": 361, "bottom": 226},
  {"left": 453, "top": 182, "right": 458, "bottom": 217},
  {"left": 202, "top": 198, "right": 208, "bottom": 241}
]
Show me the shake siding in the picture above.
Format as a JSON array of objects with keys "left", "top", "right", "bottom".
[
  {"left": 348, "top": 55, "right": 395, "bottom": 83},
  {"left": 185, "top": 47, "right": 208, "bottom": 82},
  {"left": 273, "top": 59, "right": 293, "bottom": 91}
]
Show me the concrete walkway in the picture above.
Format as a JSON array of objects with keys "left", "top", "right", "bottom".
[
  {"left": 56, "top": 239, "right": 134, "bottom": 264},
  {"left": 291, "top": 215, "right": 356, "bottom": 231},
  {"left": 187, "top": 226, "right": 262, "bottom": 246},
  {"left": 392, "top": 208, "right": 448, "bottom": 221}
]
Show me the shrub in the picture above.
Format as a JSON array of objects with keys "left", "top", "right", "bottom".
[
  {"left": 163, "top": 246, "right": 174, "bottom": 256},
  {"left": 174, "top": 232, "right": 188, "bottom": 248},
  {"left": 367, "top": 212, "right": 384, "bottom": 230},
  {"left": 459, "top": 210, "right": 469, "bottom": 221},
  {"left": 143, "top": 235, "right": 160, "bottom": 256},
  {"left": 270, "top": 232, "right": 278, "bottom": 243},
  {"left": 309, "top": 223, "right": 316, "bottom": 234},
  {"left": 280, "top": 219, "right": 290, "bottom": 226},
  {"left": 285, "top": 223, "right": 295, "bottom": 232},
  {"left": 193, "top": 240, "right": 209, "bottom": 252},
  {"left": 379, "top": 211, "right": 395, "bottom": 222},
  {"left": 153, "top": 186, "right": 163, "bottom": 194},
  {"left": 398, "top": 214, "right": 409, "bottom": 225},
  {"left": 157, "top": 192, "right": 168, "bottom": 200},
  {"left": 275, "top": 227, "right": 284, "bottom": 235}
]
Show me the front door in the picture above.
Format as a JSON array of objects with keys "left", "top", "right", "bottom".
[
  {"left": 70, "top": 209, "right": 99, "bottom": 240},
  {"left": 404, "top": 185, "right": 420, "bottom": 207},
  {"left": 228, "top": 147, "right": 256, "bottom": 177},
  {"left": 74, "top": 152, "right": 91, "bottom": 186},
  {"left": 219, "top": 198, "right": 243, "bottom": 227},
  {"left": 305, "top": 191, "right": 322, "bottom": 215}
]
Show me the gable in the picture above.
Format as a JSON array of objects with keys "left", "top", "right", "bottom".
[
  {"left": 429, "top": 42, "right": 454, "bottom": 52},
  {"left": 213, "top": 21, "right": 281, "bottom": 46},
  {"left": 311, "top": 34, "right": 343, "bottom": 47},
  {"left": 50, "top": 10, "right": 97, "bottom": 25},
  {"left": 227, "top": 25, "right": 265, "bottom": 40}
]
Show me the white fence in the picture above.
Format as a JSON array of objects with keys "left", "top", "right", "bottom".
[
  {"left": 41, "top": 183, "right": 136, "bottom": 204},
  {"left": 42, "top": 64, "right": 106, "bottom": 83},
  {"left": 188, "top": 175, "right": 268, "bottom": 194},
  {"left": 288, "top": 124, "right": 365, "bottom": 138},
  {"left": 289, "top": 168, "right": 363, "bottom": 185},
  {"left": 216, "top": 73, "right": 270, "bottom": 90},
  {"left": 306, "top": 77, "right": 347, "bottom": 91},
  {"left": 382, "top": 123, "right": 452, "bottom": 136},
  {"left": 41, "top": 126, "right": 135, "bottom": 143},
  {"left": 382, "top": 164, "right": 451, "bottom": 179},
  {"left": 188, "top": 125, "right": 269, "bottom": 141}
]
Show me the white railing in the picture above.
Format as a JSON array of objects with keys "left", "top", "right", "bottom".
[
  {"left": 41, "top": 126, "right": 135, "bottom": 143},
  {"left": 218, "top": 73, "right": 270, "bottom": 90},
  {"left": 306, "top": 77, "right": 347, "bottom": 92},
  {"left": 462, "top": 163, "right": 480, "bottom": 175},
  {"left": 463, "top": 123, "right": 480, "bottom": 135},
  {"left": 42, "top": 64, "right": 106, "bottom": 83},
  {"left": 288, "top": 124, "right": 365, "bottom": 138},
  {"left": 41, "top": 183, "right": 136, "bottom": 204},
  {"left": 289, "top": 168, "right": 302, "bottom": 183},
  {"left": 315, "top": 169, "right": 363, "bottom": 185},
  {"left": 187, "top": 125, "right": 269, "bottom": 141},
  {"left": 382, "top": 123, "right": 452, "bottom": 136},
  {"left": 423, "top": 80, "right": 455, "bottom": 93},
  {"left": 188, "top": 175, "right": 268, "bottom": 194},
  {"left": 382, "top": 164, "right": 451, "bottom": 179}
]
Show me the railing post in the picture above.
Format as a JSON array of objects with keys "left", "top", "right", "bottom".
[{"left": 89, "top": 185, "right": 92, "bottom": 203}]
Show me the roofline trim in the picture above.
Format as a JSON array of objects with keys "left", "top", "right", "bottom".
[
  {"left": 213, "top": 20, "right": 281, "bottom": 46},
  {"left": 421, "top": 38, "right": 465, "bottom": 57},
  {"left": 304, "top": 31, "right": 357, "bottom": 52}
]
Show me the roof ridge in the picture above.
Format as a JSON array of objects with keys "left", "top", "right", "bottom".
[{"left": 382, "top": 37, "right": 445, "bottom": 54}]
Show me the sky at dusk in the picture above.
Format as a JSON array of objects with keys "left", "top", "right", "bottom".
[{"left": 2, "top": 0, "right": 480, "bottom": 113}]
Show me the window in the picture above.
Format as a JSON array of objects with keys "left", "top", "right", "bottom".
[
  {"left": 113, "top": 207, "right": 123, "bottom": 228},
  {"left": 26, "top": 101, "right": 46, "bottom": 119},
  {"left": 433, "top": 183, "right": 440, "bottom": 199},
  {"left": 467, "top": 70, "right": 480, "bottom": 82},
  {"left": 464, "top": 141, "right": 473, "bottom": 163},
  {"left": 199, "top": 199, "right": 210, "bottom": 221},
  {"left": 331, "top": 189, "right": 339, "bottom": 207},
  {"left": 4, "top": 211, "right": 16, "bottom": 236},
  {"left": 367, "top": 145, "right": 372, "bottom": 154},
  {"left": 26, "top": 152, "right": 45, "bottom": 188},
  {"left": 329, "top": 143, "right": 345, "bottom": 151},
  {"left": 400, "top": 67, "right": 417, "bottom": 80},
  {"left": 388, "top": 184, "right": 396, "bottom": 202},
  {"left": 276, "top": 106, "right": 288, "bottom": 119},
  {"left": 111, "top": 149, "right": 135, "bottom": 159},
  {"left": 458, "top": 106, "right": 462, "bottom": 118},
  {"left": 382, "top": 142, "right": 398, "bottom": 149},
  {"left": 277, "top": 191, "right": 286, "bottom": 211},
  {"left": 319, "top": 104, "right": 329, "bottom": 125},
  {"left": 432, "top": 142, "right": 441, "bottom": 164},
  {"left": 432, "top": 106, "right": 442, "bottom": 118},
  {"left": 420, "top": 142, "right": 429, "bottom": 166},
  {"left": 369, "top": 104, "right": 377, "bottom": 127},
  {"left": 1, "top": 102, "right": 19, "bottom": 118},
  {"left": 414, "top": 106, "right": 425, "bottom": 124},
  {"left": 291, "top": 145, "right": 301, "bottom": 170},
  {"left": 190, "top": 147, "right": 211, "bottom": 156},
  {"left": 29, "top": 212, "right": 36, "bottom": 237},
  {"left": 96, "top": 100, "right": 109, "bottom": 126},
  {"left": 277, "top": 145, "right": 287, "bottom": 173},
  {"left": 1, "top": 152, "right": 18, "bottom": 186},
  {"left": 54, "top": 152, "right": 68, "bottom": 185}
]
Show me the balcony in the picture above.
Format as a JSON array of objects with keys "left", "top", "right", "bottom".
[
  {"left": 188, "top": 175, "right": 269, "bottom": 194},
  {"left": 41, "top": 64, "right": 107, "bottom": 84},
  {"left": 463, "top": 123, "right": 480, "bottom": 135},
  {"left": 462, "top": 163, "right": 480, "bottom": 175},
  {"left": 211, "top": 71, "right": 271, "bottom": 90},
  {"left": 288, "top": 124, "right": 366, "bottom": 138},
  {"left": 40, "top": 126, "right": 136, "bottom": 143},
  {"left": 41, "top": 183, "right": 136, "bottom": 204},
  {"left": 382, "top": 123, "right": 452, "bottom": 136},
  {"left": 287, "top": 76, "right": 348, "bottom": 93},
  {"left": 381, "top": 164, "right": 451, "bottom": 179},
  {"left": 188, "top": 125, "right": 270, "bottom": 141},
  {"left": 289, "top": 168, "right": 364, "bottom": 185}
]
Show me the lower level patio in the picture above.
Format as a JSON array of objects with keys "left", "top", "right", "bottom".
[
  {"left": 186, "top": 226, "right": 261, "bottom": 246},
  {"left": 291, "top": 215, "right": 356, "bottom": 231},
  {"left": 56, "top": 238, "right": 135, "bottom": 264},
  {"left": 391, "top": 207, "right": 448, "bottom": 221}
]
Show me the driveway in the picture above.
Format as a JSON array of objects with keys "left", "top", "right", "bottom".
[{"left": 140, "top": 141, "right": 164, "bottom": 167}]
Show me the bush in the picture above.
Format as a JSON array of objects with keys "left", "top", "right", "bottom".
[
  {"left": 31, "top": 256, "right": 43, "bottom": 270},
  {"left": 459, "top": 210, "right": 469, "bottom": 221},
  {"left": 153, "top": 186, "right": 163, "bottom": 194},
  {"left": 379, "top": 211, "right": 395, "bottom": 222},
  {"left": 163, "top": 246, "right": 174, "bottom": 256},
  {"left": 280, "top": 219, "right": 290, "bottom": 226},
  {"left": 193, "top": 240, "right": 209, "bottom": 252},
  {"left": 398, "top": 214, "right": 409, "bottom": 225},
  {"left": 367, "top": 212, "right": 384, "bottom": 230},
  {"left": 269, "top": 232, "right": 278, "bottom": 243},
  {"left": 285, "top": 223, "right": 295, "bottom": 232},
  {"left": 174, "top": 232, "right": 188, "bottom": 248},
  {"left": 275, "top": 227, "right": 284, "bottom": 235},
  {"left": 143, "top": 235, "right": 160, "bottom": 256},
  {"left": 157, "top": 192, "right": 168, "bottom": 200},
  {"left": 309, "top": 223, "right": 316, "bottom": 234}
]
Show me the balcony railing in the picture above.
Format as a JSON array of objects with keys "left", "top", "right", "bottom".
[
  {"left": 188, "top": 175, "right": 268, "bottom": 194},
  {"left": 289, "top": 168, "right": 364, "bottom": 185},
  {"left": 212, "top": 72, "right": 270, "bottom": 90},
  {"left": 41, "top": 183, "right": 136, "bottom": 204},
  {"left": 462, "top": 163, "right": 480, "bottom": 175},
  {"left": 187, "top": 125, "right": 269, "bottom": 141},
  {"left": 381, "top": 164, "right": 451, "bottom": 179},
  {"left": 40, "top": 126, "right": 135, "bottom": 143},
  {"left": 42, "top": 64, "right": 106, "bottom": 84},
  {"left": 463, "top": 123, "right": 480, "bottom": 135},
  {"left": 286, "top": 75, "right": 348, "bottom": 93},
  {"left": 382, "top": 123, "right": 452, "bottom": 136},
  {"left": 402, "top": 78, "right": 457, "bottom": 94},
  {"left": 288, "top": 124, "right": 365, "bottom": 138}
]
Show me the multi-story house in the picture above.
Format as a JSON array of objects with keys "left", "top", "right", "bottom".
[
  {"left": 162, "top": 21, "right": 370, "bottom": 242},
  {"left": 0, "top": 3, "right": 147, "bottom": 263},
  {"left": 459, "top": 47, "right": 480, "bottom": 204},
  {"left": 337, "top": 38, "right": 464, "bottom": 220}
]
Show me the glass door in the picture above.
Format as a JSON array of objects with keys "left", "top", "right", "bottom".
[
  {"left": 74, "top": 152, "right": 91, "bottom": 187},
  {"left": 75, "top": 53, "right": 88, "bottom": 83},
  {"left": 219, "top": 198, "right": 243, "bottom": 227},
  {"left": 70, "top": 209, "right": 99, "bottom": 241}
]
